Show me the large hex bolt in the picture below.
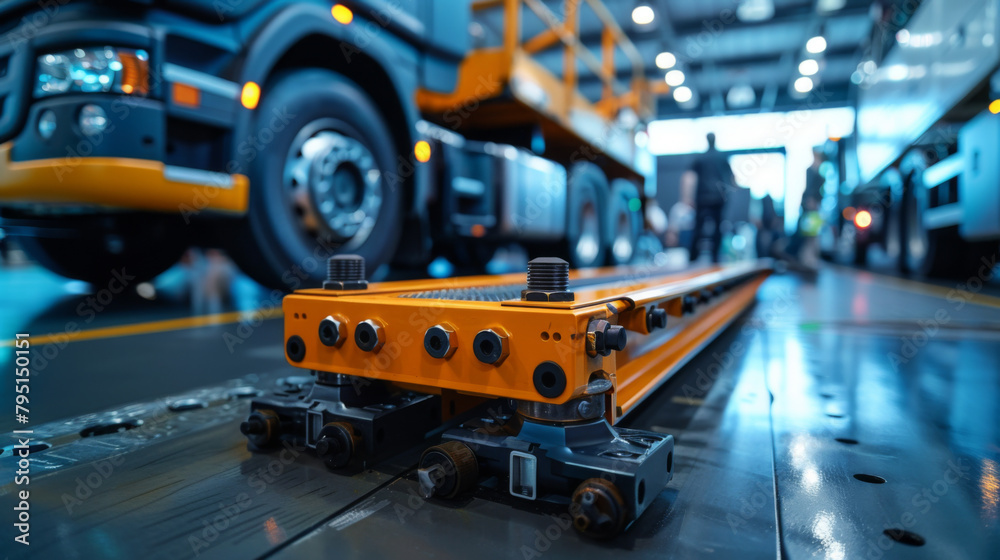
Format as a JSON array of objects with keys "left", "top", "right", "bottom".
[
  {"left": 355, "top": 319, "right": 385, "bottom": 352},
  {"left": 681, "top": 295, "right": 697, "bottom": 314},
  {"left": 424, "top": 324, "right": 457, "bottom": 359},
  {"left": 587, "top": 319, "right": 627, "bottom": 357},
  {"left": 318, "top": 316, "right": 346, "bottom": 347},
  {"left": 646, "top": 307, "right": 668, "bottom": 331},
  {"left": 521, "top": 257, "right": 574, "bottom": 302},
  {"left": 323, "top": 254, "right": 369, "bottom": 290},
  {"left": 473, "top": 328, "right": 509, "bottom": 365}
]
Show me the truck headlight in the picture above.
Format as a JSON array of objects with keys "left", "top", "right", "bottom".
[{"left": 34, "top": 47, "right": 149, "bottom": 98}]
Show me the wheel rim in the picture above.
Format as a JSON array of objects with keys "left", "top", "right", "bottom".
[
  {"left": 575, "top": 200, "right": 601, "bottom": 265},
  {"left": 283, "top": 118, "right": 383, "bottom": 250},
  {"left": 612, "top": 206, "right": 633, "bottom": 263}
]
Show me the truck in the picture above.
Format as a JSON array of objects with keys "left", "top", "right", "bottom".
[
  {"left": 846, "top": 0, "right": 1000, "bottom": 278},
  {"left": 0, "top": 0, "right": 657, "bottom": 288}
]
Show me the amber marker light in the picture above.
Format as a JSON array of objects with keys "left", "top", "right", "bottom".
[
  {"left": 414, "top": 140, "right": 431, "bottom": 163},
  {"left": 241, "top": 82, "right": 261, "bottom": 110},
  {"left": 332, "top": 4, "right": 353, "bottom": 24},
  {"left": 854, "top": 209, "right": 872, "bottom": 229}
]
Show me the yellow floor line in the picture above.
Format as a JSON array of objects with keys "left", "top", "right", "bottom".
[
  {"left": 2, "top": 308, "right": 283, "bottom": 347},
  {"left": 671, "top": 396, "right": 705, "bottom": 406}
]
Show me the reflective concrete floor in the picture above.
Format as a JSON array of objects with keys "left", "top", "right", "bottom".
[{"left": 1, "top": 265, "right": 998, "bottom": 559}]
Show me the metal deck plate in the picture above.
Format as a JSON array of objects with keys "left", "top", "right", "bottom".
[{"left": 2, "top": 268, "right": 998, "bottom": 558}]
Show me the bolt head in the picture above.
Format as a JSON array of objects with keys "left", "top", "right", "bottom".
[
  {"left": 319, "top": 316, "right": 345, "bottom": 347},
  {"left": 521, "top": 289, "right": 575, "bottom": 302},
  {"left": 473, "top": 329, "right": 510, "bottom": 365},
  {"left": 425, "top": 324, "right": 458, "bottom": 359},
  {"left": 355, "top": 319, "right": 385, "bottom": 352}
]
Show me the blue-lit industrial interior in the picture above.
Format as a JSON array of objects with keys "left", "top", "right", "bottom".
[{"left": 0, "top": 0, "right": 997, "bottom": 558}]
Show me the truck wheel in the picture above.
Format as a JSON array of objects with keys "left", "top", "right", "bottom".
[
  {"left": 561, "top": 162, "right": 607, "bottom": 269},
  {"left": 900, "top": 178, "right": 930, "bottom": 275},
  {"left": 229, "top": 69, "right": 403, "bottom": 289},
  {"left": 19, "top": 217, "right": 186, "bottom": 285},
  {"left": 606, "top": 179, "right": 642, "bottom": 266}
]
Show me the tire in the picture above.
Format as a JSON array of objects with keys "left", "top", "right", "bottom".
[
  {"left": 882, "top": 187, "right": 903, "bottom": 271},
  {"left": 227, "top": 69, "right": 403, "bottom": 289},
  {"left": 606, "top": 179, "right": 642, "bottom": 266},
  {"left": 900, "top": 177, "right": 930, "bottom": 275},
  {"left": 560, "top": 162, "right": 607, "bottom": 268},
  {"left": 19, "top": 216, "right": 186, "bottom": 285},
  {"left": 919, "top": 226, "right": 996, "bottom": 279}
]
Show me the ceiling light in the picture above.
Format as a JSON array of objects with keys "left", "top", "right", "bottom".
[
  {"left": 655, "top": 52, "right": 676, "bottom": 69},
  {"left": 673, "top": 86, "right": 692, "bottom": 103},
  {"left": 726, "top": 85, "right": 756, "bottom": 108},
  {"left": 798, "top": 59, "right": 819, "bottom": 76},
  {"left": 794, "top": 76, "right": 814, "bottom": 93},
  {"left": 817, "top": 0, "right": 846, "bottom": 12},
  {"left": 737, "top": 0, "right": 774, "bottom": 22},
  {"left": 806, "top": 35, "right": 827, "bottom": 54},
  {"left": 632, "top": 5, "right": 655, "bottom": 25},
  {"left": 665, "top": 69, "right": 685, "bottom": 86}
]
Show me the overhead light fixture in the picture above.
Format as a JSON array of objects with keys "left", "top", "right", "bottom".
[
  {"left": 798, "top": 59, "right": 819, "bottom": 76},
  {"left": 817, "top": 0, "right": 846, "bottom": 13},
  {"left": 737, "top": 0, "right": 774, "bottom": 22},
  {"left": 726, "top": 85, "right": 756, "bottom": 108},
  {"left": 665, "top": 69, "right": 685, "bottom": 86},
  {"left": 896, "top": 29, "right": 910, "bottom": 45},
  {"left": 806, "top": 35, "right": 827, "bottom": 54},
  {"left": 632, "top": 4, "right": 655, "bottom": 25},
  {"left": 673, "top": 86, "right": 693, "bottom": 103},
  {"left": 794, "top": 76, "right": 814, "bottom": 93},
  {"left": 655, "top": 52, "right": 676, "bottom": 69}
]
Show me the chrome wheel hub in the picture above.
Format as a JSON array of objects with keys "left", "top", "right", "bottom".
[{"left": 284, "top": 120, "right": 382, "bottom": 249}]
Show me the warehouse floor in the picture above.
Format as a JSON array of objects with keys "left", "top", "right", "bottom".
[{"left": 1, "top": 265, "right": 998, "bottom": 559}]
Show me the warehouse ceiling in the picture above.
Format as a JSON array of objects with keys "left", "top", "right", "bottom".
[{"left": 474, "top": 0, "right": 912, "bottom": 119}]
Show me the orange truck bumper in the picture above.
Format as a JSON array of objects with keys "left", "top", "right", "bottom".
[{"left": 0, "top": 142, "right": 249, "bottom": 214}]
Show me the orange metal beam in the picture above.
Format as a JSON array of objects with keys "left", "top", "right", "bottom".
[{"left": 282, "top": 262, "right": 771, "bottom": 424}]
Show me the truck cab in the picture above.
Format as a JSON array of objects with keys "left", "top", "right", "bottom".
[{"left": 0, "top": 0, "right": 652, "bottom": 287}]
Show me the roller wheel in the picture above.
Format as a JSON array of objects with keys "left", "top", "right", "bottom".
[
  {"left": 240, "top": 409, "right": 281, "bottom": 448},
  {"left": 315, "top": 422, "right": 359, "bottom": 469},
  {"left": 570, "top": 478, "right": 627, "bottom": 539},
  {"left": 417, "top": 441, "right": 478, "bottom": 499}
]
